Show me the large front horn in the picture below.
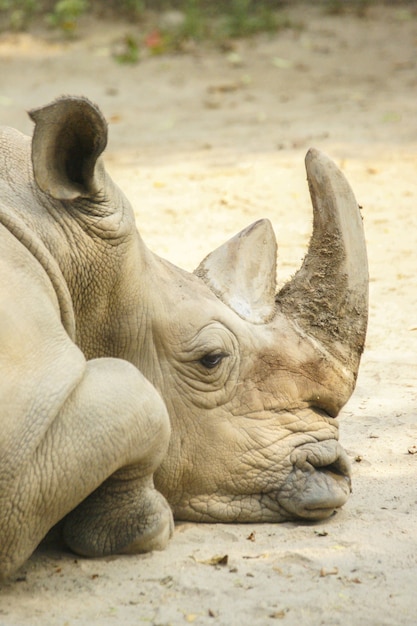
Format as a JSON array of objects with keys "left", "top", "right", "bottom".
[{"left": 276, "top": 148, "right": 368, "bottom": 374}]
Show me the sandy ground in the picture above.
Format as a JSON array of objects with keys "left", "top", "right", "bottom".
[{"left": 0, "top": 3, "right": 416, "bottom": 625}]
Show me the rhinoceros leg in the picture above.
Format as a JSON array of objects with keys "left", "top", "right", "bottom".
[
  {"left": 0, "top": 230, "right": 173, "bottom": 580},
  {"left": 59, "top": 359, "right": 174, "bottom": 558},
  {"left": 63, "top": 464, "right": 174, "bottom": 557},
  {"left": 1, "top": 361, "right": 173, "bottom": 580},
  {"left": 40, "top": 358, "right": 174, "bottom": 560}
]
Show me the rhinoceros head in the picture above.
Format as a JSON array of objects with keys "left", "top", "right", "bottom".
[
  {"left": 135, "top": 152, "right": 368, "bottom": 524},
  {"left": 29, "top": 97, "right": 368, "bottom": 526}
]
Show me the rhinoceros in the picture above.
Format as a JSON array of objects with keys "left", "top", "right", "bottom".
[{"left": 0, "top": 96, "right": 368, "bottom": 580}]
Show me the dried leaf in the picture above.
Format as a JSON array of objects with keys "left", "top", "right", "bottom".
[
  {"left": 320, "top": 567, "right": 338, "bottom": 577},
  {"left": 242, "top": 553, "right": 268, "bottom": 560},
  {"left": 247, "top": 531, "right": 256, "bottom": 542},
  {"left": 207, "top": 82, "right": 240, "bottom": 93},
  {"left": 269, "top": 609, "right": 288, "bottom": 619},
  {"left": 198, "top": 554, "right": 229, "bottom": 566}
]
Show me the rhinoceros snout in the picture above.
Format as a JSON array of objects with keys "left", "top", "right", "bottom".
[{"left": 278, "top": 440, "right": 351, "bottom": 521}]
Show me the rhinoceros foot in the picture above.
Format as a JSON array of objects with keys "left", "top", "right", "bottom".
[
  {"left": 62, "top": 476, "right": 174, "bottom": 557},
  {"left": 277, "top": 440, "right": 351, "bottom": 521}
]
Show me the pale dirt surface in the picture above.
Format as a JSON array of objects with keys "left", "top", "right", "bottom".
[{"left": 0, "top": 4, "right": 417, "bottom": 625}]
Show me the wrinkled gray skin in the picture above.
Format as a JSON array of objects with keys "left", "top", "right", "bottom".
[{"left": 0, "top": 97, "right": 368, "bottom": 581}]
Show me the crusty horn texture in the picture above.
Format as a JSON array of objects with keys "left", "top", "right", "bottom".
[{"left": 276, "top": 148, "right": 368, "bottom": 375}]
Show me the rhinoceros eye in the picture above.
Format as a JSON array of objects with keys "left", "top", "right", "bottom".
[{"left": 199, "top": 352, "right": 227, "bottom": 370}]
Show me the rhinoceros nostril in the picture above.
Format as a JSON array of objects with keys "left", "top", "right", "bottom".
[{"left": 315, "top": 461, "right": 352, "bottom": 493}]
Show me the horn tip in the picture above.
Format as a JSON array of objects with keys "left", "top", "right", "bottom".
[{"left": 305, "top": 147, "right": 333, "bottom": 169}]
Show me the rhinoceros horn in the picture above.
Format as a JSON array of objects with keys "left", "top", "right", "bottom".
[
  {"left": 194, "top": 218, "right": 277, "bottom": 324},
  {"left": 195, "top": 148, "right": 368, "bottom": 375},
  {"left": 277, "top": 148, "right": 368, "bottom": 372}
]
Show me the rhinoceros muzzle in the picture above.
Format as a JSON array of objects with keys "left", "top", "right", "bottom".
[{"left": 278, "top": 440, "right": 351, "bottom": 520}]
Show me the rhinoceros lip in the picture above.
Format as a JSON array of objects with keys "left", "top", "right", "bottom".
[{"left": 276, "top": 440, "right": 352, "bottom": 521}]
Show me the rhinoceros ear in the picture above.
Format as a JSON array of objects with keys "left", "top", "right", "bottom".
[
  {"left": 194, "top": 219, "right": 277, "bottom": 324},
  {"left": 29, "top": 96, "right": 107, "bottom": 201}
]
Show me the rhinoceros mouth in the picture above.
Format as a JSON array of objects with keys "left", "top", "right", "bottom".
[
  {"left": 276, "top": 440, "right": 351, "bottom": 521},
  {"left": 170, "top": 439, "right": 351, "bottom": 524}
]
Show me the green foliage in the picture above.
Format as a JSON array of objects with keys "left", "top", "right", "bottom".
[
  {"left": 0, "top": 0, "right": 36, "bottom": 30},
  {"left": 46, "top": 0, "right": 89, "bottom": 35},
  {"left": 0, "top": 0, "right": 297, "bottom": 41},
  {"left": 114, "top": 33, "right": 140, "bottom": 64},
  {"left": 225, "top": 0, "right": 280, "bottom": 38},
  {"left": 180, "top": 0, "right": 207, "bottom": 40},
  {"left": 324, "top": 0, "right": 372, "bottom": 17},
  {"left": 115, "top": 0, "right": 145, "bottom": 19},
  {"left": 148, "top": 0, "right": 294, "bottom": 53},
  {"left": 218, "top": 2, "right": 296, "bottom": 41}
]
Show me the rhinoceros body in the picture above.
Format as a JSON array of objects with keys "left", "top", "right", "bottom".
[{"left": 0, "top": 97, "right": 368, "bottom": 580}]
